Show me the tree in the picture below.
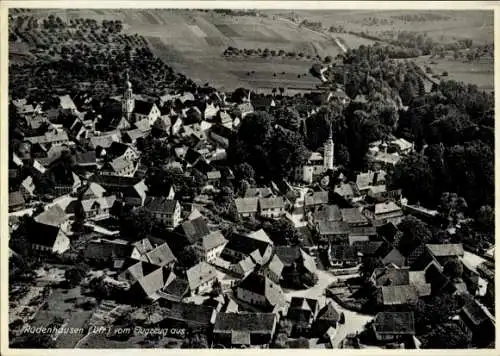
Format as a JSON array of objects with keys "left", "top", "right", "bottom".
[
  {"left": 64, "top": 264, "right": 89, "bottom": 287},
  {"left": 421, "top": 323, "right": 471, "bottom": 349},
  {"left": 233, "top": 162, "right": 255, "bottom": 184},
  {"left": 397, "top": 215, "right": 432, "bottom": 256},
  {"left": 443, "top": 258, "right": 464, "bottom": 282},
  {"left": 178, "top": 245, "right": 201, "bottom": 268},
  {"left": 181, "top": 329, "right": 208, "bottom": 348},
  {"left": 437, "top": 192, "right": 468, "bottom": 227},
  {"left": 262, "top": 218, "right": 300, "bottom": 246},
  {"left": 388, "top": 153, "right": 435, "bottom": 207}
]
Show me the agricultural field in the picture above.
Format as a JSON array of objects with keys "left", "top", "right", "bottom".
[
  {"left": 270, "top": 10, "right": 494, "bottom": 45},
  {"left": 10, "top": 9, "right": 341, "bottom": 92},
  {"left": 412, "top": 55, "right": 494, "bottom": 92}
]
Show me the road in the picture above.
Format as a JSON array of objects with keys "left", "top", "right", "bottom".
[{"left": 284, "top": 269, "right": 373, "bottom": 348}]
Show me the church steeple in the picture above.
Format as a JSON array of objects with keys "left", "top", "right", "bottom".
[
  {"left": 122, "top": 70, "right": 135, "bottom": 120},
  {"left": 324, "top": 120, "right": 334, "bottom": 171}
]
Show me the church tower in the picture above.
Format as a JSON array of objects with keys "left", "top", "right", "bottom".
[
  {"left": 122, "top": 72, "right": 135, "bottom": 120},
  {"left": 324, "top": 122, "right": 334, "bottom": 171}
]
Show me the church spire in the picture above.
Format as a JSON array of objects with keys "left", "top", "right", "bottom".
[{"left": 122, "top": 69, "right": 135, "bottom": 119}]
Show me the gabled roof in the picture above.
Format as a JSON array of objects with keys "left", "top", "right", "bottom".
[
  {"left": 238, "top": 272, "right": 285, "bottom": 307},
  {"left": 59, "top": 94, "right": 77, "bottom": 110},
  {"left": 380, "top": 285, "right": 419, "bottom": 306},
  {"left": 34, "top": 205, "right": 67, "bottom": 227},
  {"left": 186, "top": 262, "right": 217, "bottom": 291},
  {"left": 202, "top": 231, "right": 227, "bottom": 251},
  {"left": 244, "top": 187, "right": 273, "bottom": 198},
  {"left": 214, "top": 312, "right": 276, "bottom": 333},
  {"left": 27, "top": 222, "right": 65, "bottom": 247},
  {"left": 162, "top": 274, "right": 189, "bottom": 299},
  {"left": 329, "top": 244, "right": 357, "bottom": 261},
  {"left": 144, "top": 242, "right": 176, "bottom": 267},
  {"left": 136, "top": 266, "right": 170, "bottom": 297},
  {"left": 105, "top": 155, "right": 134, "bottom": 173},
  {"left": 372, "top": 267, "right": 410, "bottom": 286},
  {"left": 317, "top": 221, "right": 350, "bottom": 236},
  {"left": 162, "top": 300, "right": 215, "bottom": 325},
  {"left": 259, "top": 197, "right": 285, "bottom": 210},
  {"left": 341, "top": 208, "right": 369, "bottom": 225},
  {"left": 313, "top": 205, "right": 342, "bottom": 222},
  {"left": 248, "top": 229, "right": 273, "bottom": 244},
  {"left": 353, "top": 241, "right": 385, "bottom": 257},
  {"left": 131, "top": 238, "right": 154, "bottom": 255},
  {"left": 133, "top": 100, "right": 155, "bottom": 115},
  {"left": 317, "top": 301, "right": 340, "bottom": 322},
  {"left": 375, "top": 201, "right": 402, "bottom": 215},
  {"left": 373, "top": 312, "right": 415, "bottom": 335},
  {"left": 305, "top": 191, "right": 329, "bottom": 206},
  {"left": 426, "top": 243, "right": 464, "bottom": 258},
  {"left": 9, "top": 191, "right": 25, "bottom": 207},
  {"left": 223, "top": 232, "right": 271, "bottom": 258},
  {"left": 74, "top": 151, "right": 97, "bottom": 166},
  {"left": 235, "top": 197, "right": 259, "bottom": 214},
  {"left": 264, "top": 254, "right": 284, "bottom": 278},
  {"left": 177, "top": 217, "right": 210, "bottom": 244},
  {"left": 144, "top": 197, "right": 178, "bottom": 214}
]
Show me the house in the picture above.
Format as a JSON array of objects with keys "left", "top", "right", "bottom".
[
  {"left": 251, "top": 95, "right": 276, "bottom": 111},
  {"left": 245, "top": 187, "right": 274, "bottom": 198},
  {"left": 353, "top": 241, "right": 386, "bottom": 259},
  {"left": 221, "top": 232, "right": 274, "bottom": 265},
  {"left": 186, "top": 262, "right": 218, "bottom": 295},
  {"left": 80, "top": 182, "right": 106, "bottom": 200},
  {"left": 25, "top": 129, "right": 70, "bottom": 146},
  {"left": 355, "top": 170, "right": 387, "bottom": 194},
  {"left": 373, "top": 312, "right": 416, "bottom": 342},
  {"left": 389, "top": 138, "right": 414, "bottom": 155},
  {"left": 100, "top": 155, "right": 136, "bottom": 177},
  {"left": 107, "top": 142, "right": 139, "bottom": 161},
  {"left": 316, "top": 221, "right": 349, "bottom": 244},
  {"left": 426, "top": 243, "right": 464, "bottom": 265},
  {"left": 83, "top": 238, "right": 132, "bottom": 266},
  {"left": 174, "top": 216, "right": 211, "bottom": 247},
  {"left": 20, "top": 176, "right": 36, "bottom": 200},
  {"left": 34, "top": 205, "right": 68, "bottom": 227},
  {"left": 458, "top": 298, "right": 496, "bottom": 347},
  {"left": 127, "top": 264, "right": 172, "bottom": 301},
  {"left": 371, "top": 267, "right": 410, "bottom": 287},
  {"left": 144, "top": 197, "right": 181, "bottom": 229},
  {"left": 27, "top": 222, "right": 70, "bottom": 254},
  {"left": 236, "top": 272, "right": 286, "bottom": 313},
  {"left": 206, "top": 170, "right": 222, "bottom": 187},
  {"left": 259, "top": 197, "right": 285, "bottom": 219},
  {"left": 9, "top": 191, "right": 26, "bottom": 212},
  {"left": 122, "top": 128, "right": 146, "bottom": 144},
  {"left": 88, "top": 131, "right": 121, "bottom": 149},
  {"left": 274, "top": 246, "right": 317, "bottom": 285},
  {"left": 260, "top": 254, "right": 284, "bottom": 284},
  {"left": 334, "top": 182, "right": 360, "bottom": 201},
  {"left": 159, "top": 273, "right": 190, "bottom": 302},
  {"left": 234, "top": 197, "right": 259, "bottom": 218},
  {"left": 74, "top": 151, "right": 98, "bottom": 169},
  {"left": 314, "top": 301, "right": 340, "bottom": 335},
  {"left": 58, "top": 94, "right": 78, "bottom": 113},
  {"left": 377, "top": 285, "right": 419, "bottom": 307},
  {"left": 287, "top": 297, "right": 320, "bottom": 336},
  {"left": 341, "top": 208, "right": 370, "bottom": 226},
  {"left": 132, "top": 101, "right": 161, "bottom": 126},
  {"left": 197, "top": 231, "right": 228, "bottom": 262},
  {"left": 364, "top": 201, "right": 404, "bottom": 226},
  {"left": 304, "top": 191, "right": 329, "bottom": 212},
  {"left": 230, "top": 255, "right": 257, "bottom": 279},
  {"left": 213, "top": 312, "right": 277, "bottom": 347},
  {"left": 328, "top": 244, "right": 358, "bottom": 268},
  {"left": 123, "top": 179, "right": 149, "bottom": 207},
  {"left": 155, "top": 300, "right": 216, "bottom": 331},
  {"left": 134, "top": 242, "right": 177, "bottom": 268},
  {"left": 312, "top": 204, "right": 342, "bottom": 223},
  {"left": 209, "top": 124, "right": 233, "bottom": 148},
  {"left": 81, "top": 195, "right": 116, "bottom": 220},
  {"left": 294, "top": 152, "right": 325, "bottom": 184}
]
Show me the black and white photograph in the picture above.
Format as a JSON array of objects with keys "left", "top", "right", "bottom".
[{"left": 3, "top": 2, "right": 496, "bottom": 351}]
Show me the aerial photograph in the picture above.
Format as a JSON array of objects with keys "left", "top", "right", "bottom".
[{"left": 6, "top": 6, "right": 495, "bottom": 350}]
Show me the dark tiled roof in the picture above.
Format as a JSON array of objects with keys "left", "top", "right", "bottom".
[
  {"left": 9, "top": 191, "right": 25, "bottom": 207},
  {"left": 238, "top": 272, "right": 285, "bottom": 307},
  {"left": 316, "top": 302, "right": 339, "bottom": 322},
  {"left": 313, "top": 205, "right": 342, "bottom": 222},
  {"left": 376, "top": 222, "right": 400, "bottom": 243},
  {"left": 144, "top": 197, "right": 178, "bottom": 214},
  {"left": 176, "top": 217, "right": 210, "bottom": 244},
  {"left": 144, "top": 243, "right": 177, "bottom": 267},
  {"left": 163, "top": 276, "right": 189, "bottom": 298},
  {"left": 380, "top": 285, "right": 419, "bottom": 306},
  {"left": 317, "top": 221, "right": 350, "bottom": 236},
  {"left": 373, "top": 312, "right": 415, "bottom": 334},
  {"left": 74, "top": 151, "right": 97, "bottom": 165},
  {"left": 224, "top": 232, "right": 270, "bottom": 256},
  {"left": 133, "top": 100, "right": 155, "bottom": 115},
  {"left": 163, "top": 300, "right": 215, "bottom": 325},
  {"left": 305, "top": 191, "right": 329, "bottom": 206},
  {"left": 214, "top": 312, "right": 276, "bottom": 333},
  {"left": 341, "top": 208, "right": 369, "bottom": 225},
  {"left": 329, "top": 245, "right": 357, "bottom": 261},
  {"left": 426, "top": 243, "right": 464, "bottom": 258},
  {"left": 372, "top": 267, "right": 410, "bottom": 286},
  {"left": 27, "top": 222, "right": 62, "bottom": 247},
  {"left": 353, "top": 241, "right": 385, "bottom": 257}
]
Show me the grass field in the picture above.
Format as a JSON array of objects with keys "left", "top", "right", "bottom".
[
  {"left": 412, "top": 55, "right": 494, "bottom": 92},
  {"left": 271, "top": 10, "right": 494, "bottom": 45}
]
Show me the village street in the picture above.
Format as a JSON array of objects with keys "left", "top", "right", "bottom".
[{"left": 284, "top": 269, "right": 374, "bottom": 348}]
